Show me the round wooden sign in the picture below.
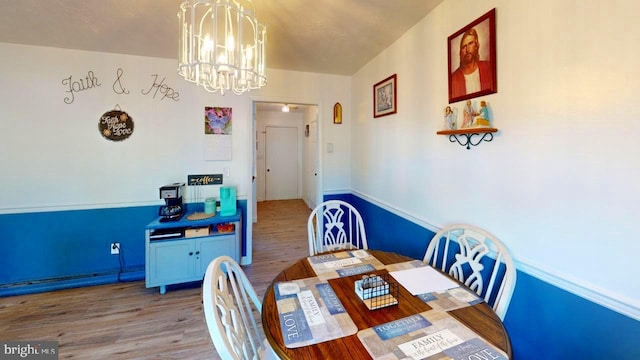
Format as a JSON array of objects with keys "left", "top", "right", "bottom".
[{"left": 99, "top": 110, "right": 134, "bottom": 141}]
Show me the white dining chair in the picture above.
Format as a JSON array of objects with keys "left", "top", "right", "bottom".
[
  {"left": 307, "top": 200, "right": 368, "bottom": 256},
  {"left": 202, "top": 256, "right": 278, "bottom": 360},
  {"left": 423, "top": 224, "right": 516, "bottom": 320}
]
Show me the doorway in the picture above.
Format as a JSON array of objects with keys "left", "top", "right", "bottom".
[
  {"left": 247, "top": 100, "right": 320, "bottom": 265},
  {"left": 253, "top": 102, "right": 319, "bottom": 215}
]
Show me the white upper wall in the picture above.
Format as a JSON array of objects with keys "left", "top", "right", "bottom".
[
  {"left": 351, "top": 0, "right": 640, "bottom": 311},
  {"left": 260, "top": 69, "right": 353, "bottom": 193},
  {"left": 0, "top": 44, "right": 352, "bottom": 213}
]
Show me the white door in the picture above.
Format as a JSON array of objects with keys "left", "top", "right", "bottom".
[{"left": 265, "top": 126, "right": 298, "bottom": 200}]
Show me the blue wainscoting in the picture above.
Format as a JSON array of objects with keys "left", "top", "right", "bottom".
[
  {"left": 324, "top": 194, "right": 434, "bottom": 259},
  {"left": 327, "top": 193, "right": 640, "bottom": 359},
  {"left": 0, "top": 200, "right": 247, "bottom": 297},
  {"left": 505, "top": 271, "right": 640, "bottom": 359}
]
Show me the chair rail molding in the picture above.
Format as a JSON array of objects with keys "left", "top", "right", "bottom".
[
  {"left": 341, "top": 190, "right": 640, "bottom": 321},
  {"left": 515, "top": 260, "right": 639, "bottom": 321}
]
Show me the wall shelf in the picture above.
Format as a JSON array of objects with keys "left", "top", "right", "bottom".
[{"left": 436, "top": 127, "right": 498, "bottom": 149}]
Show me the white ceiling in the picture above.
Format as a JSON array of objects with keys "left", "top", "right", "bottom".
[{"left": 0, "top": 0, "right": 443, "bottom": 76}]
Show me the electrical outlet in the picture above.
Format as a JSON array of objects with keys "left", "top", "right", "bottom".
[{"left": 110, "top": 242, "right": 120, "bottom": 255}]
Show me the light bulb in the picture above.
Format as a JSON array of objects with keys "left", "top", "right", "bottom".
[{"left": 226, "top": 33, "right": 235, "bottom": 50}]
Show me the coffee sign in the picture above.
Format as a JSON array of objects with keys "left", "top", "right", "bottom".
[{"left": 99, "top": 109, "right": 134, "bottom": 141}]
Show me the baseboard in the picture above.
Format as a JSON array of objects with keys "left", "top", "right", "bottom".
[{"left": 0, "top": 268, "right": 145, "bottom": 297}]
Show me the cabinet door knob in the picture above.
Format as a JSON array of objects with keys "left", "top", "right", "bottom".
[
  {"left": 189, "top": 252, "right": 193, "bottom": 256},
  {"left": 195, "top": 251, "right": 200, "bottom": 255}
]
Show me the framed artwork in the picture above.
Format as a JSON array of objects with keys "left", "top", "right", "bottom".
[
  {"left": 373, "top": 74, "right": 397, "bottom": 118},
  {"left": 333, "top": 102, "right": 342, "bottom": 124},
  {"left": 204, "top": 107, "right": 232, "bottom": 134},
  {"left": 448, "top": 8, "right": 497, "bottom": 104}
]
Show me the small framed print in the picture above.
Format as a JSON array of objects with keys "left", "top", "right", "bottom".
[
  {"left": 333, "top": 102, "right": 342, "bottom": 124},
  {"left": 373, "top": 74, "right": 397, "bottom": 118}
]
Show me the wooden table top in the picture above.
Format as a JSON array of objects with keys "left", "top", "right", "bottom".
[{"left": 261, "top": 250, "right": 512, "bottom": 359}]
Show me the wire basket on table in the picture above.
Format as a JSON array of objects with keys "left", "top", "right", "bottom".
[{"left": 354, "top": 273, "right": 399, "bottom": 310}]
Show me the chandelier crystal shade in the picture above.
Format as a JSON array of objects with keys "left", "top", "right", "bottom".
[{"left": 178, "top": 0, "right": 266, "bottom": 95}]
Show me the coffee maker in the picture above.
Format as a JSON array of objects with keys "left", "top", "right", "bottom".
[{"left": 159, "top": 183, "right": 185, "bottom": 222}]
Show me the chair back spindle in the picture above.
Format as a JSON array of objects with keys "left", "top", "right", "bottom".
[
  {"left": 307, "top": 200, "right": 368, "bottom": 256},
  {"left": 203, "top": 256, "right": 277, "bottom": 360},
  {"left": 423, "top": 224, "right": 516, "bottom": 320}
]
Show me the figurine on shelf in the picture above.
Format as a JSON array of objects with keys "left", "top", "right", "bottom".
[
  {"left": 462, "top": 100, "right": 477, "bottom": 128},
  {"left": 473, "top": 100, "right": 491, "bottom": 127},
  {"left": 444, "top": 106, "right": 457, "bottom": 130}
]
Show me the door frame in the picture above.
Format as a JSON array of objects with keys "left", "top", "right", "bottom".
[{"left": 247, "top": 96, "right": 323, "bottom": 264}]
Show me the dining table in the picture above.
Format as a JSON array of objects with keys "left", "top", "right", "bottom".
[{"left": 261, "top": 249, "right": 512, "bottom": 359}]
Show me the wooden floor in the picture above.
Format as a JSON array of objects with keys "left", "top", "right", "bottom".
[{"left": 0, "top": 200, "right": 311, "bottom": 360}]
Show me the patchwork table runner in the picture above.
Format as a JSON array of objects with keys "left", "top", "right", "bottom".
[
  {"left": 274, "top": 276, "right": 357, "bottom": 348},
  {"left": 357, "top": 310, "right": 508, "bottom": 360},
  {"left": 307, "top": 250, "right": 386, "bottom": 280}
]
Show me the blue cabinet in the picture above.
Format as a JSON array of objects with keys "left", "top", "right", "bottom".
[{"left": 145, "top": 211, "right": 241, "bottom": 294}]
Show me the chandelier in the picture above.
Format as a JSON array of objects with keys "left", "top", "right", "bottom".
[{"left": 178, "top": 0, "right": 267, "bottom": 95}]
